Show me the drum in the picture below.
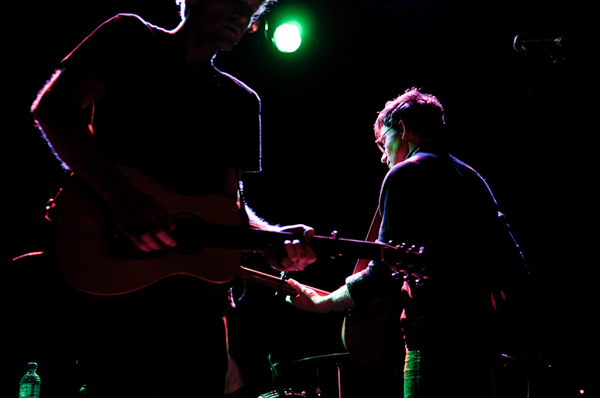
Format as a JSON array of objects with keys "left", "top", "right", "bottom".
[
  {"left": 282, "top": 352, "right": 402, "bottom": 397},
  {"left": 258, "top": 389, "right": 310, "bottom": 398},
  {"left": 285, "top": 353, "right": 348, "bottom": 398}
]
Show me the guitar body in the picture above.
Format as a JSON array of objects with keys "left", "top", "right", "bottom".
[
  {"left": 52, "top": 165, "right": 244, "bottom": 296},
  {"left": 341, "top": 210, "right": 405, "bottom": 364},
  {"left": 341, "top": 295, "right": 404, "bottom": 364}
]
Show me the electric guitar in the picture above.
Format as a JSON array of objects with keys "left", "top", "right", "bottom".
[{"left": 51, "top": 165, "right": 424, "bottom": 296}]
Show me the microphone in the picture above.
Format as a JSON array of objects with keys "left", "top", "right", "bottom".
[{"left": 513, "top": 33, "right": 565, "bottom": 53}]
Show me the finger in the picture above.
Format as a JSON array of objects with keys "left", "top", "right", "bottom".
[
  {"left": 282, "top": 240, "right": 303, "bottom": 271},
  {"left": 129, "top": 235, "right": 153, "bottom": 252},
  {"left": 274, "top": 257, "right": 290, "bottom": 272},
  {"left": 291, "top": 241, "right": 315, "bottom": 270},
  {"left": 284, "top": 239, "right": 303, "bottom": 262},
  {"left": 290, "top": 232, "right": 317, "bottom": 265},
  {"left": 305, "top": 245, "right": 318, "bottom": 264},
  {"left": 286, "top": 279, "right": 303, "bottom": 294},
  {"left": 283, "top": 240, "right": 295, "bottom": 255},
  {"left": 303, "top": 227, "right": 315, "bottom": 242},
  {"left": 155, "top": 230, "right": 177, "bottom": 248},
  {"left": 139, "top": 233, "right": 163, "bottom": 251}
]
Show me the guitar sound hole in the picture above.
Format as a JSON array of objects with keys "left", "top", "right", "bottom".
[{"left": 171, "top": 214, "right": 206, "bottom": 254}]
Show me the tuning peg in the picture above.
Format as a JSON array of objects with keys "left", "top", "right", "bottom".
[
  {"left": 329, "top": 230, "right": 340, "bottom": 260},
  {"left": 390, "top": 242, "right": 406, "bottom": 250},
  {"left": 391, "top": 270, "right": 405, "bottom": 280}
]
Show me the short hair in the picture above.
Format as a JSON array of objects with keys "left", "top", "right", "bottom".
[
  {"left": 374, "top": 88, "right": 445, "bottom": 140},
  {"left": 176, "top": 0, "right": 277, "bottom": 26}
]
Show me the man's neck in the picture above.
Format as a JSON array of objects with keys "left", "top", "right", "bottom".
[
  {"left": 172, "top": 18, "right": 218, "bottom": 72},
  {"left": 406, "top": 134, "right": 428, "bottom": 156}
]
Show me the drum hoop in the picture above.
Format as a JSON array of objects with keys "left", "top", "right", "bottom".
[{"left": 257, "top": 389, "right": 309, "bottom": 398}]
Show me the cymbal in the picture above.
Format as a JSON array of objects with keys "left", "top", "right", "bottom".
[{"left": 289, "top": 352, "right": 350, "bottom": 365}]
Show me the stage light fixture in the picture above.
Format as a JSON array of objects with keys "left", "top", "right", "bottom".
[
  {"left": 272, "top": 22, "right": 302, "bottom": 53},
  {"left": 264, "top": 3, "right": 312, "bottom": 54}
]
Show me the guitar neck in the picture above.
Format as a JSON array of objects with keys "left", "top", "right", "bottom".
[
  {"left": 241, "top": 228, "right": 421, "bottom": 267},
  {"left": 238, "top": 266, "right": 330, "bottom": 296}
]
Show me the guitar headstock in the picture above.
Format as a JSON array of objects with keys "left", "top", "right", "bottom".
[{"left": 383, "top": 242, "right": 429, "bottom": 283}]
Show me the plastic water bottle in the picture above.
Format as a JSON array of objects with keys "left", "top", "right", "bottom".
[{"left": 19, "top": 362, "right": 41, "bottom": 398}]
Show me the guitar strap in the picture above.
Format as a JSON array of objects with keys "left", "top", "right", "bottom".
[{"left": 352, "top": 207, "right": 382, "bottom": 274}]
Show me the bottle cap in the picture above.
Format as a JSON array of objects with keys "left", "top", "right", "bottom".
[{"left": 27, "top": 362, "right": 38, "bottom": 370}]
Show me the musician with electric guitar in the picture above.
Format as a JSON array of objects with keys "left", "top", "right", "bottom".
[{"left": 286, "top": 89, "right": 529, "bottom": 398}]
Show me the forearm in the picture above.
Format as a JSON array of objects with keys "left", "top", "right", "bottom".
[
  {"left": 318, "top": 284, "right": 356, "bottom": 313},
  {"left": 245, "top": 204, "right": 281, "bottom": 231},
  {"left": 287, "top": 280, "right": 356, "bottom": 314}
]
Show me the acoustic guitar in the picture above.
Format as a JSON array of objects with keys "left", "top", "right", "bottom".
[
  {"left": 51, "top": 165, "right": 424, "bottom": 296},
  {"left": 341, "top": 210, "right": 406, "bottom": 364}
]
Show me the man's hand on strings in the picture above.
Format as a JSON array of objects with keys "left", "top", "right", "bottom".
[
  {"left": 107, "top": 183, "right": 178, "bottom": 253},
  {"left": 285, "top": 279, "right": 330, "bottom": 313},
  {"left": 268, "top": 224, "right": 317, "bottom": 272},
  {"left": 286, "top": 280, "right": 355, "bottom": 314}
]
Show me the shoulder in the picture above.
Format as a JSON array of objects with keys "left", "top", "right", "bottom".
[
  {"left": 450, "top": 154, "right": 480, "bottom": 175},
  {"left": 449, "top": 154, "right": 491, "bottom": 187},
  {"left": 96, "top": 14, "right": 164, "bottom": 46},
  {"left": 100, "top": 13, "right": 156, "bottom": 34},
  {"left": 381, "top": 152, "right": 439, "bottom": 197},
  {"left": 216, "top": 69, "right": 261, "bottom": 102},
  {"left": 385, "top": 155, "right": 423, "bottom": 181},
  {"left": 64, "top": 13, "right": 156, "bottom": 59},
  {"left": 61, "top": 14, "right": 164, "bottom": 83},
  {"left": 78, "top": 13, "right": 158, "bottom": 48},
  {"left": 379, "top": 160, "right": 416, "bottom": 203}
]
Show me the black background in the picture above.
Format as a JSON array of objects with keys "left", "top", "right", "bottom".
[{"left": 7, "top": 0, "right": 594, "bottom": 397}]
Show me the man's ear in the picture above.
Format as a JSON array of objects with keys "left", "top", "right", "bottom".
[{"left": 399, "top": 120, "right": 407, "bottom": 139}]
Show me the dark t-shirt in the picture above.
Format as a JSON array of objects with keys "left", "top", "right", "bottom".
[
  {"left": 62, "top": 14, "right": 262, "bottom": 194},
  {"left": 347, "top": 141, "right": 528, "bottom": 355}
]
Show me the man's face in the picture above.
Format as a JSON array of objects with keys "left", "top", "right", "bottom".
[
  {"left": 195, "top": 0, "right": 262, "bottom": 51},
  {"left": 376, "top": 125, "right": 401, "bottom": 168}
]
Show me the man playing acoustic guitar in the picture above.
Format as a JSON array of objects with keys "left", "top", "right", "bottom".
[
  {"left": 287, "top": 88, "right": 529, "bottom": 398},
  {"left": 28, "top": 0, "right": 316, "bottom": 396}
]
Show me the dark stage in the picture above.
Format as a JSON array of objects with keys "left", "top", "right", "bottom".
[{"left": 7, "top": 0, "right": 594, "bottom": 397}]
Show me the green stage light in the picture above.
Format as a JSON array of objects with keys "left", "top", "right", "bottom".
[{"left": 272, "top": 22, "right": 302, "bottom": 53}]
